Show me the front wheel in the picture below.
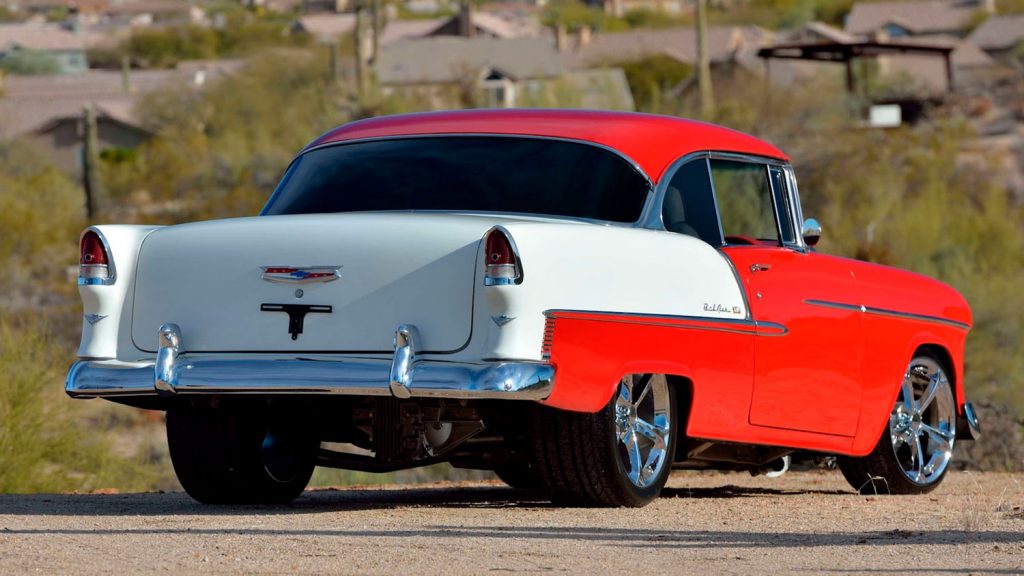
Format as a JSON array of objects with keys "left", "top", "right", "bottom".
[
  {"left": 167, "top": 398, "right": 318, "bottom": 505},
  {"left": 838, "top": 353, "right": 957, "bottom": 495},
  {"left": 529, "top": 373, "right": 677, "bottom": 507}
]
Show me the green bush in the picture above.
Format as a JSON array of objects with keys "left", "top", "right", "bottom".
[{"left": 0, "top": 321, "right": 161, "bottom": 493}]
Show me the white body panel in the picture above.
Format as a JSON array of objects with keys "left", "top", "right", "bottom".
[{"left": 79, "top": 213, "right": 746, "bottom": 364}]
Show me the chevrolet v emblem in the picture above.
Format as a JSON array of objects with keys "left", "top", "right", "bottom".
[
  {"left": 261, "top": 266, "right": 341, "bottom": 284},
  {"left": 261, "top": 303, "right": 332, "bottom": 340}
]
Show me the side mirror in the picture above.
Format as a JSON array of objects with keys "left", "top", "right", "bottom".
[{"left": 802, "top": 218, "right": 821, "bottom": 247}]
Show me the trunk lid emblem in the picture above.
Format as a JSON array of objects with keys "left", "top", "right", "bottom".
[{"left": 261, "top": 266, "right": 341, "bottom": 284}]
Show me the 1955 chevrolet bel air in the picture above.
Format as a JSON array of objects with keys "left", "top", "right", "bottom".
[{"left": 66, "top": 109, "right": 981, "bottom": 506}]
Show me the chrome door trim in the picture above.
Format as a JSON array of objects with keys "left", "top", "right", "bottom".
[{"left": 804, "top": 299, "right": 970, "bottom": 330}]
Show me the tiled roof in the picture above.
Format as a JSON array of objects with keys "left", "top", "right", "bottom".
[
  {"left": 0, "top": 59, "right": 244, "bottom": 137},
  {"left": 844, "top": 0, "right": 980, "bottom": 35},
  {"left": 0, "top": 22, "right": 101, "bottom": 52},
  {"left": 377, "top": 36, "right": 563, "bottom": 84},
  {"left": 967, "top": 14, "right": 1024, "bottom": 50},
  {"left": 561, "top": 25, "right": 763, "bottom": 68}
]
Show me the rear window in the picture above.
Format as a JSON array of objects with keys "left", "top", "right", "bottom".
[{"left": 261, "top": 136, "right": 650, "bottom": 223}]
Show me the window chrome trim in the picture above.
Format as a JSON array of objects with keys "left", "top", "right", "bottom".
[
  {"left": 77, "top": 227, "right": 117, "bottom": 286},
  {"left": 644, "top": 151, "right": 796, "bottom": 246},
  {"left": 804, "top": 299, "right": 970, "bottom": 330},
  {"left": 785, "top": 166, "right": 808, "bottom": 252},
  {"left": 265, "top": 133, "right": 654, "bottom": 224}
]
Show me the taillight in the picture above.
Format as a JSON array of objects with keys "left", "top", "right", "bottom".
[
  {"left": 79, "top": 230, "right": 112, "bottom": 285},
  {"left": 483, "top": 228, "right": 522, "bottom": 286}
]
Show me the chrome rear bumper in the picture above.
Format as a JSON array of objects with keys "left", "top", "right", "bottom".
[{"left": 66, "top": 323, "right": 553, "bottom": 401}]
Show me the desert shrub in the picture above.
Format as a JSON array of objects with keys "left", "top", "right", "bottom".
[{"left": 0, "top": 321, "right": 160, "bottom": 492}]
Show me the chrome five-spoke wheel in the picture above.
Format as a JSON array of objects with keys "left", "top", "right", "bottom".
[
  {"left": 838, "top": 353, "right": 957, "bottom": 495},
  {"left": 528, "top": 372, "right": 677, "bottom": 507},
  {"left": 614, "top": 373, "right": 672, "bottom": 489},
  {"left": 889, "top": 357, "right": 956, "bottom": 485}
]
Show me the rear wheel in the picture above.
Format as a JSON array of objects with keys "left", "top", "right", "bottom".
[
  {"left": 530, "top": 373, "right": 676, "bottom": 507},
  {"left": 838, "top": 353, "right": 957, "bottom": 495},
  {"left": 167, "top": 398, "right": 317, "bottom": 504}
]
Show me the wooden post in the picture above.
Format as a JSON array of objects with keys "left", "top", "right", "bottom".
[
  {"left": 354, "top": 0, "right": 368, "bottom": 97},
  {"left": 82, "top": 104, "right": 101, "bottom": 221},
  {"left": 695, "top": 0, "right": 715, "bottom": 118},
  {"left": 371, "top": 0, "right": 382, "bottom": 65},
  {"left": 329, "top": 41, "right": 339, "bottom": 84}
]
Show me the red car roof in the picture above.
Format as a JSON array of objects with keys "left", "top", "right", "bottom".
[{"left": 308, "top": 109, "right": 788, "bottom": 183}]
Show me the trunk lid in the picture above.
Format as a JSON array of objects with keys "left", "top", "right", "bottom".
[{"left": 131, "top": 213, "right": 495, "bottom": 354}]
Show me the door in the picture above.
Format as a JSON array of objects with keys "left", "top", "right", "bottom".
[{"left": 711, "top": 160, "right": 863, "bottom": 437}]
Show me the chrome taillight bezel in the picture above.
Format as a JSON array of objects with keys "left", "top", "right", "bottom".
[
  {"left": 78, "top": 228, "right": 117, "bottom": 286},
  {"left": 483, "top": 226, "right": 523, "bottom": 286}
]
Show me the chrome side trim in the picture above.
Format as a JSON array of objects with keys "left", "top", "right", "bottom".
[
  {"left": 804, "top": 299, "right": 970, "bottom": 330},
  {"left": 389, "top": 324, "right": 419, "bottom": 399},
  {"left": 154, "top": 323, "right": 181, "bottom": 394},
  {"left": 77, "top": 227, "right": 117, "bottom": 286},
  {"left": 67, "top": 356, "right": 554, "bottom": 401},
  {"left": 544, "top": 309, "right": 788, "bottom": 337}
]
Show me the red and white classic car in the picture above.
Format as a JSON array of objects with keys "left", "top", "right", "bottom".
[{"left": 67, "top": 110, "right": 980, "bottom": 506}]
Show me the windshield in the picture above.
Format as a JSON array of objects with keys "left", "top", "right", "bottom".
[{"left": 261, "top": 136, "right": 650, "bottom": 223}]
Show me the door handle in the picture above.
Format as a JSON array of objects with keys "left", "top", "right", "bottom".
[{"left": 749, "top": 263, "right": 771, "bottom": 273}]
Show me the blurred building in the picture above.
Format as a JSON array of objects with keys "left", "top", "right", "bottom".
[
  {"left": 967, "top": 14, "right": 1024, "bottom": 63},
  {"left": 0, "top": 22, "right": 97, "bottom": 73},
  {"left": 0, "top": 60, "right": 244, "bottom": 175},
  {"left": 377, "top": 36, "right": 634, "bottom": 110},
  {"left": 844, "top": 0, "right": 994, "bottom": 38}
]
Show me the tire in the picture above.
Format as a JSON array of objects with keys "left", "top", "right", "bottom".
[
  {"left": 166, "top": 398, "right": 317, "bottom": 505},
  {"left": 838, "top": 353, "right": 957, "bottom": 495},
  {"left": 529, "top": 373, "right": 677, "bottom": 507}
]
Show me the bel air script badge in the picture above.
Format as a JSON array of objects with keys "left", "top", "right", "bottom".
[
  {"left": 703, "top": 303, "right": 742, "bottom": 315},
  {"left": 261, "top": 266, "right": 341, "bottom": 284}
]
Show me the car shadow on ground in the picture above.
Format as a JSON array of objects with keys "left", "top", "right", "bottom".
[{"left": 0, "top": 483, "right": 850, "bottom": 517}]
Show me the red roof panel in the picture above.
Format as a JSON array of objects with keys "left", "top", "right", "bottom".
[{"left": 309, "top": 109, "right": 788, "bottom": 183}]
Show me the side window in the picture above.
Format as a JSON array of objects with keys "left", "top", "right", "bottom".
[
  {"left": 710, "top": 159, "right": 779, "bottom": 244},
  {"left": 661, "top": 159, "right": 722, "bottom": 246}
]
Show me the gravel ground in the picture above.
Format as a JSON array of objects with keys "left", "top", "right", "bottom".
[{"left": 1, "top": 471, "right": 1022, "bottom": 575}]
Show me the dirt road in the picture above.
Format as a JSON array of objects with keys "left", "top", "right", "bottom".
[{"left": 1, "top": 471, "right": 1022, "bottom": 575}]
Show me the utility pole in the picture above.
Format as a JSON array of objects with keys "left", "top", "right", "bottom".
[
  {"left": 82, "top": 104, "right": 102, "bottom": 220},
  {"left": 354, "top": 0, "right": 369, "bottom": 97},
  {"left": 695, "top": 0, "right": 715, "bottom": 119},
  {"left": 370, "top": 0, "right": 382, "bottom": 65}
]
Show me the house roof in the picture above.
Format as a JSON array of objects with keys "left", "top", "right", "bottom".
[
  {"left": 562, "top": 25, "right": 766, "bottom": 68},
  {"left": 294, "top": 12, "right": 539, "bottom": 45},
  {"left": 377, "top": 36, "right": 564, "bottom": 85},
  {"left": 899, "top": 34, "right": 995, "bottom": 67},
  {"left": 844, "top": 0, "right": 979, "bottom": 35},
  {"left": 0, "top": 60, "right": 244, "bottom": 137},
  {"left": 967, "top": 14, "right": 1024, "bottom": 50},
  {"left": 309, "top": 110, "right": 787, "bottom": 182},
  {"left": 104, "top": 0, "right": 193, "bottom": 15},
  {"left": 0, "top": 22, "right": 100, "bottom": 52},
  {"left": 795, "top": 21, "right": 861, "bottom": 44}
]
